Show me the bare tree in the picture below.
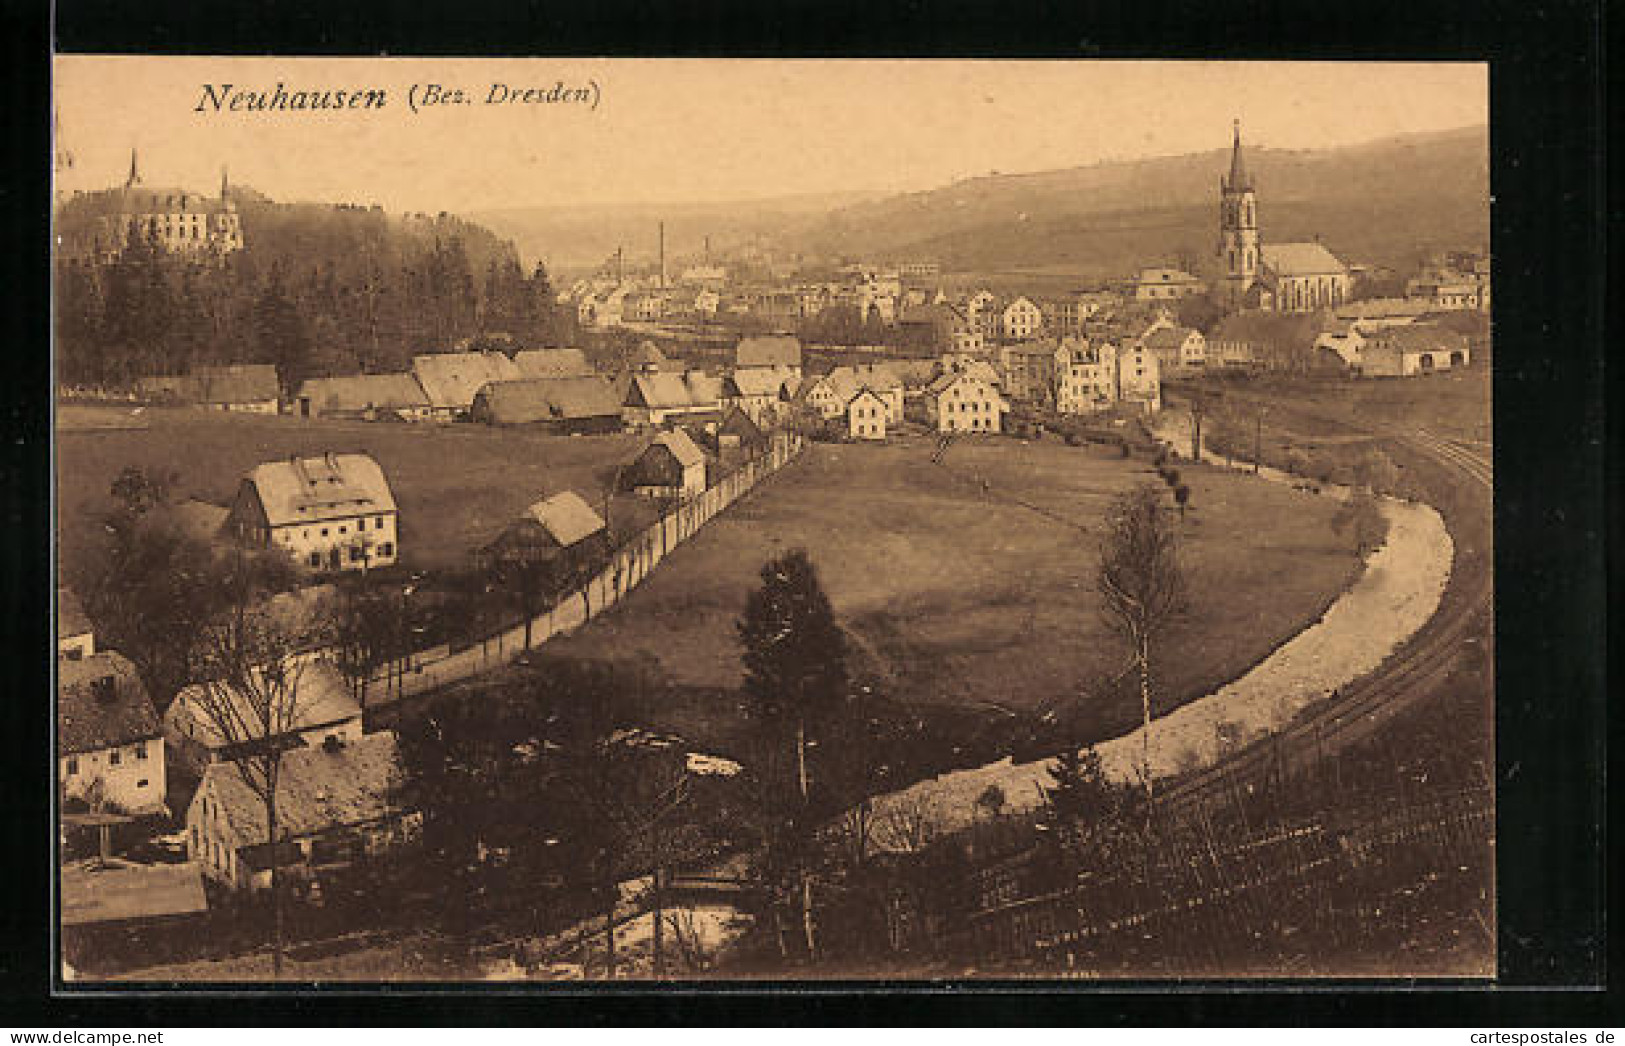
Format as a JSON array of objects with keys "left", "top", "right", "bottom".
[
  {"left": 1098, "top": 483, "right": 1187, "bottom": 810},
  {"left": 189, "top": 605, "right": 311, "bottom": 978}
]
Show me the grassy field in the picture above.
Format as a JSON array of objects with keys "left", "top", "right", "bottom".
[
  {"left": 547, "top": 435, "right": 1363, "bottom": 746},
  {"left": 56, "top": 404, "right": 661, "bottom": 573}
]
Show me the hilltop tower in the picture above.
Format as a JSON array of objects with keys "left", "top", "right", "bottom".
[{"left": 1217, "top": 120, "right": 1260, "bottom": 307}]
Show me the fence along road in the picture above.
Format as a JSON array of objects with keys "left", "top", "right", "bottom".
[{"left": 366, "top": 434, "right": 806, "bottom": 704}]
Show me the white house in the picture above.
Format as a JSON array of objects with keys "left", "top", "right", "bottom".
[
  {"left": 1054, "top": 339, "right": 1117, "bottom": 415},
  {"left": 59, "top": 651, "right": 166, "bottom": 816},
  {"left": 226, "top": 452, "right": 399, "bottom": 574},
  {"left": 1115, "top": 342, "right": 1163, "bottom": 413},
  {"left": 164, "top": 659, "right": 364, "bottom": 771},
  {"left": 1001, "top": 297, "right": 1045, "bottom": 342},
  {"left": 924, "top": 371, "right": 1006, "bottom": 434},
  {"left": 847, "top": 388, "right": 889, "bottom": 441},
  {"left": 1141, "top": 326, "right": 1207, "bottom": 371},
  {"left": 1132, "top": 268, "right": 1206, "bottom": 301}
]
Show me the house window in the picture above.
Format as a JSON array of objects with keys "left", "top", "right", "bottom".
[
  {"left": 66, "top": 757, "right": 78, "bottom": 776},
  {"left": 376, "top": 517, "right": 385, "bottom": 530},
  {"left": 109, "top": 749, "right": 122, "bottom": 766},
  {"left": 135, "top": 742, "right": 147, "bottom": 760},
  {"left": 380, "top": 542, "right": 394, "bottom": 557},
  {"left": 137, "top": 778, "right": 149, "bottom": 789},
  {"left": 91, "top": 675, "right": 116, "bottom": 702},
  {"left": 339, "top": 526, "right": 347, "bottom": 535},
  {"left": 308, "top": 552, "right": 321, "bottom": 568},
  {"left": 321, "top": 528, "right": 329, "bottom": 537},
  {"left": 349, "top": 546, "right": 364, "bottom": 562}
]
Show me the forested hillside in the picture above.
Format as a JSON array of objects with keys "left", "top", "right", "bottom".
[{"left": 55, "top": 188, "right": 568, "bottom": 389}]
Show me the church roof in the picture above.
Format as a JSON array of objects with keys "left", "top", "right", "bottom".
[{"left": 1261, "top": 242, "right": 1347, "bottom": 277}]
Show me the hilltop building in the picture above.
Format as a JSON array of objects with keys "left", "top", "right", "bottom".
[
  {"left": 56, "top": 151, "right": 245, "bottom": 265},
  {"left": 1216, "top": 121, "right": 1350, "bottom": 313}
]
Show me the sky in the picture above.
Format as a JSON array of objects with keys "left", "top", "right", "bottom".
[{"left": 54, "top": 57, "right": 1487, "bottom": 213}]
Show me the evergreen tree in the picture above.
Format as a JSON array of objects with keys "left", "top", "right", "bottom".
[{"left": 737, "top": 548, "right": 848, "bottom": 962}]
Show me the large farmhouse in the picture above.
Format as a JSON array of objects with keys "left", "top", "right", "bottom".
[{"left": 226, "top": 452, "right": 399, "bottom": 573}]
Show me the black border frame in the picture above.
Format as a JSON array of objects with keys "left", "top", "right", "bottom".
[{"left": 5, "top": 0, "right": 1614, "bottom": 1026}]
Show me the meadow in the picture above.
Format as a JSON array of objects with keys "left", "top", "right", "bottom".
[
  {"left": 56, "top": 404, "right": 661, "bottom": 573},
  {"left": 547, "top": 434, "right": 1365, "bottom": 745}
]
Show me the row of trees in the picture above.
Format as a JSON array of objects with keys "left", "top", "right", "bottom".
[{"left": 55, "top": 193, "right": 569, "bottom": 389}]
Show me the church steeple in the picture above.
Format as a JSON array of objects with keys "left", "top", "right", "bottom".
[
  {"left": 221, "top": 165, "right": 230, "bottom": 200},
  {"left": 124, "top": 147, "right": 141, "bottom": 189},
  {"left": 1224, "top": 118, "right": 1253, "bottom": 192},
  {"left": 1218, "top": 119, "right": 1261, "bottom": 308}
]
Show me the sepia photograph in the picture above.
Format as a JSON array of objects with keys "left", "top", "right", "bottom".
[{"left": 51, "top": 57, "right": 1495, "bottom": 985}]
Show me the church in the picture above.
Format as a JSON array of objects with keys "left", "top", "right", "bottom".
[
  {"left": 1216, "top": 121, "right": 1350, "bottom": 313},
  {"left": 55, "top": 150, "right": 245, "bottom": 266}
]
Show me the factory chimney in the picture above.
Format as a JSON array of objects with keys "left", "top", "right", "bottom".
[{"left": 658, "top": 221, "right": 666, "bottom": 289}]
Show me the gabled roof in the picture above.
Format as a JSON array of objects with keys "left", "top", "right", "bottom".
[
  {"left": 846, "top": 387, "right": 888, "bottom": 411},
  {"left": 170, "top": 659, "right": 361, "bottom": 750},
  {"left": 193, "top": 364, "right": 280, "bottom": 404},
  {"left": 1365, "top": 324, "right": 1470, "bottom": 353},
  {"left": 199, "top": 730, "right": 404, "bottom": 849},
  {"left": 476, "top": 376, "right": 622, "bottom": 424},
  {"left": 520, "top": 491, "right": 606, "bottom": 549},
  {"left": 59, "top": 651, "right": 158, "bottom": 755},
  {"left": 718, "top": 405, "right": 766, "bottom": 444},
  {"left": 60, "top": 860, "right": 209, "bottom": 927},
  {"left": 683, "top": 370, "right": 724, "bottom": 405},
  {"left": 1143, "top": 326, "right": 1201, "bottom": 351},
  {"left": 735, "top": 335, "right": 802, "bottom": 369},
  {"left": 644, "top": 429, "right": 706, "bottom": 470},
  {"left": 1136, "top": 268, "right": 1202, "bottom": 287},
  {"left": 1261, "top": 242, "right": 1347, "bottom": 277},
  {"left": 514, "top": 348, "right": 594, "bottom": 379},
  {"left": 244, "top": 453, "right": 396, "bottom": 527},
  {"left": 411, "top": 352, "right": 522, "bottom": 410},
  {"left": 296, "top": 373, "right": 429, "bottom": 413},
  {"left": 1333, "top": 297, "right": 1435, "bottom": 322},
  {"left": 632, "top": 341, "right": 670, "bottom": 369},
  {"left": 627, "top": 372, "right": 696, "bottom": 411},
  {"left": 726, "top": 368, "right": 791, "bottom": 398}
]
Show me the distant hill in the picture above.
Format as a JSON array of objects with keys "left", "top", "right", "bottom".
[
  {"left": 471, "top": 189, "right": 891, "bottom": 273},
  {"left": 787, "top": 125, "right": 1489, "bottom": 280}
]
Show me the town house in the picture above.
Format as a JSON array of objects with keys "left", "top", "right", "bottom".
[
  {"left": 846, "top": 387, "right": 890, "bottom": 441},
  {"left": 924, "top": 371, "right": 1007, "bottom": 434}
]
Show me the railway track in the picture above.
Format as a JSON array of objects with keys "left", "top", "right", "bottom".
[{"left": 1160, "top": 418, "right": 1493, "bottom": 816}]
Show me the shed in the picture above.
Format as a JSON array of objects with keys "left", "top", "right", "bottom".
[{"left": 625, "top": 429, "right": 707, "bottom": 499}]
